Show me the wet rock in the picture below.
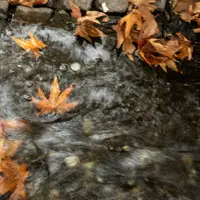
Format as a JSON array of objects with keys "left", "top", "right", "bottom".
[
  {"left": 72, "top": 0, "right": 93, "bottom": 10},
  {"left": 0, "top": 0, "right": 8, "bottom": 19},
  {"left": 155, "top": 0, "right": 168, "bottom": 11},
  {"left": 14, "top": 6, "right": 53, "bottom": 24},
  {"left": 48, "top": 10, "right": 73, "bottom": 30},
  {"left": 46, "top": 0, "right": 67, "bottom": 10},
  {"left": 95, "top": 0, "right": 129, "bottom": 13},
  {"left": 47, "top": 0, "right": 93, "bottom": 10}
]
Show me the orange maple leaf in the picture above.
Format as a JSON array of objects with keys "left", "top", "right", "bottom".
[
  {"left": 9, "top": 32, "right": 47, "bottom": 58},
  {"left": 0, "top": 158, "right": 29, "bottom": 200},
  {"left": 32, "top": 76, "right": 79, "bottom": 116}
]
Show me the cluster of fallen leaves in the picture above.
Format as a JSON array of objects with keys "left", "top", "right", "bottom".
[
  {"left": 0, "top": 119, "right": 30, "bottom": 199},
  {"left": 173, "top": 0, "right": 200, "bottom": 33},
  {"left": 9, "top": 0, "right": 194, "bottom": 73},
  {"left": 9, "top": 32, "right": 47, "bottom": 59},
  {"left": 112, "top": 0, "right": 193, "bottom": 73},
  {"left": 68, "top": 0, "right": 193, "bottom": 73},
  {"left": 8, "top": 0, "right": 48, "bottom": 7},
  {"left": 32, "top": 76, "right": 79, "bottom": 116}
]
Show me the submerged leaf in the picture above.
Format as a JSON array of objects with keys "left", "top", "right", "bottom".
[
  {"left": 32, "top": 77, "right": 79, "bottom": 115},
  {"left": 0, "top": 158, "right": 29, "bottom": 200}
]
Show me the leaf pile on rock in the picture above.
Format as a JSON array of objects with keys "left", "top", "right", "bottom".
[
  {"left": 9, "top": 32, "right": 47, "bottom": 59},
  {"left": 113, "top": 1, "right": 193, "bottom": 73},
  {"left": 0, "top": 120, "right": 30, "bottom": 200},
  {"left": 173, "top": 0, "right": 200, "bottom": 33},
  {"left": 32, "top": 76, "right": 79, "bottom": 116},
  {"left": 8, "top": 0, "right": 48, "bottom": 7},
  {"left": 69, "top": 0, "right": 109, "bottom": 43}
]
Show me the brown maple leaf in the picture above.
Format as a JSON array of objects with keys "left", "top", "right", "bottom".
[
  {"left": 0, "top": 158, "right": 29, "bottom": 200},
  {"left": 69, "top": 0, "right": 108, "bottom": 43},
  {"left": 9, "top": 32, "right": 47, "bottom": 58},
  {"left": 75, "top": 20, "right": 104, "bottom": 43},
  {"left": 113, "top": 22, "right": 138, "bottom": 61},
  {"left": 138, "top": 5, "right": 160, "bottom": 46},
  {"left": 139, "top": 33, "right": 193, "bottom": 72},
  {"left": 32, "top": 76, "right": 79, "bottom": 116}
]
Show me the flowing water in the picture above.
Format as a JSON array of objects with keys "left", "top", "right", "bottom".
[{"left": 0, "top": 13, "right": 200, "bottom": 200}]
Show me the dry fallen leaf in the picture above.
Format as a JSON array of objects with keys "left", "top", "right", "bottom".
[
  {"left": 1, "top": 119, "right": 31, "bottom": 133},
  {"left": 173, "top": 0, "right": 200, "bottom": 32},
  {"left": 119, "top": 9, "right": 143, "bottom": 38},
  {"left": 9, "top": 33, "right": 47, "bottom": 58},
  {"left": 139, "top": 33, "right": 193, "bottom": 72},
  {"left": 70, "top": 0, "right": 108, "bottom": 42},
  {"left": 75, "top": 20, "right": 104, "bottom": 43},
  {"left": 138, "top": 5, "right": 160, "bottom": 46},
  {"left": 8, "top": 0, "right": 48, "bottom": 7},
  {"left": 32, "top": 76, "right": 79, "bottom": 116},
  {"left": 113, "top": 22, "right": 138, "bottom": 61}
]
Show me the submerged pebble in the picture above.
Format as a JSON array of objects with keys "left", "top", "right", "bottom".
[
  {"left": 59, "top": 63, "right": 67, "bottom": 71},
  {"left": 64, "top": 155, "right": 80, "bottom": 168},
  {"left": 23, "top": 93, "right": 32, "bottom": 101},
  {"left": 70, "top": 62, "right": 81, "bottom": 71}
]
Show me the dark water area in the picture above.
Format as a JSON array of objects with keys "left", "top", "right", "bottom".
[{"left": 0, "top": 8, "right": 200, "bottom": 200}]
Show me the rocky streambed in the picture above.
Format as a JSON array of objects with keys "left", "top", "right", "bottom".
[{"left": 0, "top": 1, "right": 200, "bottom": 200}]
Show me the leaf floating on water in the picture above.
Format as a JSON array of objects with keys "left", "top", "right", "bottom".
[
  {"left": 75, "top": 20, "right": 104, "bottom": 43},
  {"left": 9, "top": 33, "right": 47, "bottom": 58},
  {"left": 27, "top": 32, "right": 47, "bottom": 49},
  {"left": 32, "top": 76, "right": 79, "bottom": 116},
  {"left": 69, "top": 0, "right": 109, "bottom": 43},
  {"left": 69, "top": 0, "right": 82, "bottom": 19}
]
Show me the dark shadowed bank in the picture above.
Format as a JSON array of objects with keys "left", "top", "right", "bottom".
[{"left": 1, "top": 0, "right": 200, "bottom": 200}]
